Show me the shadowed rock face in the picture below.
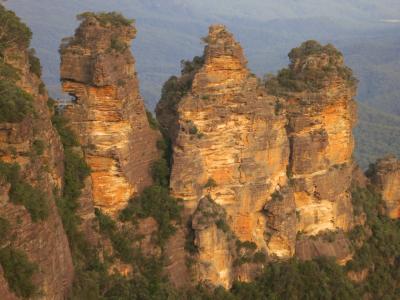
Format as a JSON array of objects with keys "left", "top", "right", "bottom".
[
  {"left": 60, "top": 15, "right": 160, "bottom": 216},
  {"left": 0, "top": 32, "right": 73, "bottom": 299},
  {"left": 368, "top": 155, "right": 400, "bottom": 218}
]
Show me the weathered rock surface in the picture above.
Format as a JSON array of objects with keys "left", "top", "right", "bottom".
[
  {"left": 159, "top": 24, "right": 292, "bottom": 287},
  {"left": 60, "top": 14, "right": 160, "bottom": 216},
  {"left": 282, "top": 42, "right": 357, "bottom": 237},
  {"left": 0, "top": 31, "right": 73, "bottom": 298},
  {"left": 367, "top": 155, "right": 400, "bottom": 218},
  {"left": 191, "top": 197, "right": 235, "bottom": 288},
  {"left": 158, "top": 30, "right": 359, "bottom": 287}
]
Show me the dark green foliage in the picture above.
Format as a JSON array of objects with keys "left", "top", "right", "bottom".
[
  {"left": 95, "top": 207, "right": 116, "bottom": 235},
  {"left": 236, "top": 240, "right": 257, "bottom": 251},
  {"left": 28, "top": 49, "right": 41, "bottom": 77},
  {"left": 109, "top": 37, "right": 128, "bottom": 53},
  {"left": 346, "top": 186, "right": 400, "bottom": 298},
  {"left": 0, "top": 4, "right": 32, "bottom": 56},
  {"left": 38, "top": 82, "right": 46, "bottom": 95},
  {"left": 0, "top": 217, "right": 10, "bottom": 240},
  {"left": 146, "top": 110, "right": 159, "bottom": 130},
  {"left": 232, "top": 257, "right": 359, "bottom": 300},
  {"left": 120, "top": 185, "right": 182, "bottom": 246},
  {"left": 0, "top": 161, "right": 49, "bottom": 222},
  {"left": 32, "top": 139, "right": 45, "bottom": 155},
  {"left": 215, "top": 218, "right": 229, "bottom": 233},
  {"left": 204, "top": 177, "right": 217, "bottom": 189},
  {"left": 265, "top": 40, "right": 357, "bottom": 95},
  {"left": 151, "top": 158, "right": 169, "bottom": 187},
  {"left": 0, "top": 247, "right": 37, "bottom": 298},
  {"left": 63, "top": 149, "right": 90, "bottom": 203},
  {"left": 184, "top": 222, "right": 199, "bottom": 255},
  {"left": 160, "top": 55, "right": 204, "bottom": 111},
  {"left": 51, "top": 114, "right": 79, "bottom": 148},
  {"left": 188, "top": 121, "right": 198, "bottom": 135},
  {"left": 0, "top": 61, "right": 20, "bottom": 82},
  {"left": 270, "top": 190, "right": 283, "bottom": 202},
  {"left": 51, "top": 110, "right": 91, "bottom": 253},
  {"left": 77, "top": 11, "right": 134, "bottom": 27},
  {"left": 0, "top": 81, "right": 33, "bottom": 123},
  {"left": 252, "top": 251, "right": 266, "bottom": 263}
]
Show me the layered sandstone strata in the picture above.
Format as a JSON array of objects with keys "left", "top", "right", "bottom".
[
  {"left": 60, "top": 14, "right": 159, "bottom": 215},
  {"left": 368, "top": 155, "right": 400, "bottom": 218},
  {"left": 0, "top": 23, "right": 73, "bottom": 299},
  {"left": 158, "top": 25, "right": 294, "bottom": 287},
  {"left": 280, "top": 42, "right": 358, "bottom": 237}
]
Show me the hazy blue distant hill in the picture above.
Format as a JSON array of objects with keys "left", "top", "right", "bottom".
[{"left": 5, "top": 0, "right": 400, "bottom": 167}]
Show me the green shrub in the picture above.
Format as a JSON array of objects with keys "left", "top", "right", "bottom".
[
  {"left": 38, "top": 82, "right": 45, "bottom": 95},
  {"left": 28, "top": 49, "right": 41, "bottom": 77},
  {"left": 32, "top": 139, "right": 45, "bottom": 156},
  {"left": 271, "top": 190, "right": 283, "bottom": 202},
  {"left": 120, "top": 185, "right": 182, "bottom": 246},
  {"left": 236, "top": 240, "right": 257, "bottom": 251},
  {"left": 159, "top": 55, "right": 204, "bottom": 111},
  {"left": 0, "top": 161, "right": 49, "bottom": 222},
  {"left": 0, "top": 61, "right": 20, "bottom": 82},
  {"left": 146, "top": 110, "right": 159, "bottom": 130},
  {"left": 151, "top": 158, "right": 169, "bottom": 187},
  {"left": 0, "top": 4, "right": 32, "bottom": 56},
  {"left": 0, "top": 217, "right": 10, "bottom": 240},
  {"left": 0, "top": 246, "right": 37, "bottom": 298},
  {"left": 77, "top": 12, "right": 134, "bottom": 27},
  {"left": 0, "top": 81, "right": 33, "bottom": 123},
  {"left": 265, "top": 40, "right": 357, "bottom": 95},
  {"left": 215, "top": 219, "right": 229, "bottom": 233},
  {"left": 231, "top": 257, "right": 359, "bottom": 299},
  {"left": 51, "top": 114, "right": 79, "bottom": 148},
  {"left": 109, "top": 37, "right": 127, "bottom": 53},
  {"left": 252, "top": 251, "right": 266, "bottom": 263},
  {"left": 95, "top": 208, "right": 116, "bottom": 235},
  {"left": 204, "top": 177, "right": 217, "bottom": 189}
]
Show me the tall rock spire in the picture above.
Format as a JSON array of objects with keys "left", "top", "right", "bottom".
[
  {"left": 60, "top": 13, "right": 160, "bottom": 215},
  {"left": 159, "top": 24, "right": 293, "bottom": 287}
]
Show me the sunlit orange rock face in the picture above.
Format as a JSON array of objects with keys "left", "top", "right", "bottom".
[
  {"left": 60, "top": 16, "right": 159, "bottom": 216},
  {"left": 158, "top": 24, "right": 294, "bottom": 288},
  {"left": 368, "top": 155, "right": 400, "bottom": 219},
  {"left": 158, "top": 28, "right": 358, "bottom": 288},
  {"left": 284, "top": 49, "right": 357, "bottom": 238}
]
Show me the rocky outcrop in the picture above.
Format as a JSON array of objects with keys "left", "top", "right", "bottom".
[
  {"left": 278, "top": 41, "right": 357, "bottom": 237},
  {"left": 0, "top": 7, "right": 73, "bottom": 298},
  {"left": 60, "top": 13, "right": 160, "bottom": 216},
  {"left": 158, "top": 25, "right": 293, "bottom": 287},
  {"left": 158, "top": 29, "right": 359, "bottom": 287},
  {"left": 367, "top": 155, "right": 400, "bottom": 218}
]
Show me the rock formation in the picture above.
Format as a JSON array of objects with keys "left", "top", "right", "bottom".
[
  {"left": 279, "top": 41, "right": 357, "bottom": 238},
  {"left": 158, "top": 24, "right": 293, "bottom": 287},
  {"left": 0, "top": 7, "right": 73, "bottom": 298},
  {"left": 367, "top": 155, "right": 400, "bottom": 218},
  {"left": 158, "top": 28, "right": 359, "bottom": 287},
  {"left": 60, "top": 13, "right": 160, "bottom": 216},
  {"left": 264, "top": 41, "right": 358, "bottom": 263}
]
